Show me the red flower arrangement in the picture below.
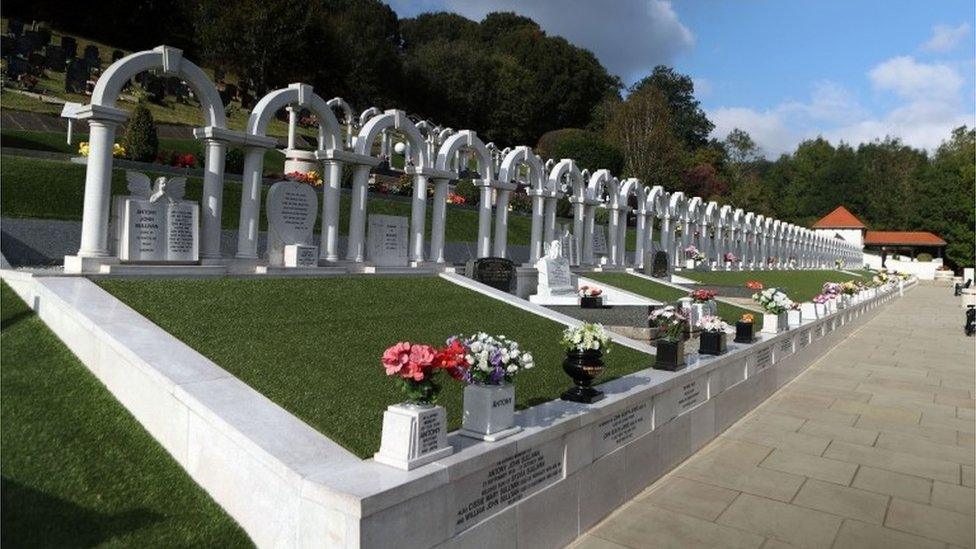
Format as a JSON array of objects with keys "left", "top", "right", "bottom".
[
  {"left": 382, "top": 340, "right": 465, "bottom": 403},
  {"left": 745, "top": 280, "right": 764, "bottom": 290},
  {"left": 156, "top": 151, "right": 199, "bottom": 168},
  {"left": 447, "top": 192, "right": 467, "bottom": 205},
  {"left": 690, "top": 289, "right": 717, "bottom": 303}
]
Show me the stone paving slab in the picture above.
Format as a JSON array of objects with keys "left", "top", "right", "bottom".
[{"left": 573, "top": 283, "right": 976, "bottom": 549}]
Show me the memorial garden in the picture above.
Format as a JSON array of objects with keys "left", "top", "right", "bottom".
[{"left": 1, "top": 6, "right": 973, "bottom": 549}]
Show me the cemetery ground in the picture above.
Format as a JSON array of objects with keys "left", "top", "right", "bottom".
[
  {"left": 97, "top": 276, "right": 655, "bottom": 457},
  {"left": 680, "top": 269, "right": 874, "bottom": 302},
  {"left": 0, "top": 282, "right": 250, "bottom": 547},
  {"left": 584, "top": 271, "right": 764, "bottom": 329}
]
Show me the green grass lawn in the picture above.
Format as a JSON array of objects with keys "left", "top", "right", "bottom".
[
  {"left": 97, "top": 277, "right": 654, "bottom": 458},
  {"left": 0, "top": 282, "right": 250, "bottom": 547},
  {"left": 677, "top": 269, "right": 867, "bottom": 302},
  {"left": 584, "top": 272, "right": 763, "bottom": 329}
]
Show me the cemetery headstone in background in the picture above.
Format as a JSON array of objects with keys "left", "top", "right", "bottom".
[
  {"left": 64, "top": 58, "right": 88, "bottom": 93},
  {"left": 83, "top": 44, "right": 100, "bottom": 69},
  {"left": 652, "top": 251, "right": 669, "bottom": 278},
  {"left": 60, "top": 36, "right": 77, "bottom": 58},
  {"left": 367, "top": 214, "right": 409, "bottom": 267},
  {"left": 266, "top": 180, "right": 318, "bottom": 267},
  {"left": 113, "top": 172, "right": 198, "bottom": 263},
  {"left": 535, "top": 240, "right": 575, "bottom": 298},
  {"left": 44, "top": 44, "right": 65, "bottom": 71},
  {"left": 466, "top": 257, "right": 517, "bottom": 293},
  {"left": 593, "top": 224, "right": 609, "bottom": 257}
]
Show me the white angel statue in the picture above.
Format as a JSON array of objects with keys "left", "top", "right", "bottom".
[{"left": 126, "top": 171, "right": 187, "bottom": 203}]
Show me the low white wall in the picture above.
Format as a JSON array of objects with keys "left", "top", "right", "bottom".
[
  {"left": 864, "top": 252, "right": 942, "bottom": 280},
  {"left": 0, "top": 269, "right": 913, "bottom": 548}
]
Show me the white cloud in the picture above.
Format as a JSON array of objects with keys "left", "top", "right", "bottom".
[
  {"left": 693, "top": 77, "right": 712, "bottom": 98},
  {"left": 868, "top": 56, "right": 963, "bottom": 100},
  {"left": 921, "top": 23, "right": 971, "bottom": 53},
  {"left": 442, "top": 0, "right": 694, "bottom": 84},
  {"left": 711, "top": 57, "right": 975, "bottom": 157}
]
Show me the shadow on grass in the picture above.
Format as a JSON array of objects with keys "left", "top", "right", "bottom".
[
  {"left": 0, "top": 310, "right": 33, "bottom": 331},
  {"left": 1, "top": 476, "right": 163, "bottom": 547}
]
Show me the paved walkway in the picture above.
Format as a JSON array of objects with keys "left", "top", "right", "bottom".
[{"left": 574, "top": 283, "right": 975, "bottom": 549}]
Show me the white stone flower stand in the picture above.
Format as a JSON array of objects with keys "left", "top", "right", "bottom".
[
  {"left": 761, "top": 312, "right": 789, "bottom": 334},
  {"left": 374, "top": 403, "right": 453, "bottom": 470},
  {"left": 459, "top": 383, "right": 522, "bottom": 442}
]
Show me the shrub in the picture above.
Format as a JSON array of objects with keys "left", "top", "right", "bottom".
[
  {"left": 536, "top": 128, "right": 625, "bottom": 174},
  {"left": 916, "top": 253, "right": 933, "bottom": 262},
  {"left": 454, "top": 179, "right": 480, "bottom": 206},
  {"left": 652, "top": 251, "right": 670, "bottom": 278},
  {"left": 123, "top": 104, "right": 159, "bottom": 162},
  {"left": 224, "top": 148, "right": 245, "bottom": 174}
]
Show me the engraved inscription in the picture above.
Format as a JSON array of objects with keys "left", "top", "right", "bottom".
[
  {"left": 594, "top": 401, "right": 651, "bottom": 457},
  {"left": 755, "top": 347, "right": 773, "bottom": 371},
  {"left": 418, "top": 413, "right": 442, "bottom": 455},
  {"left": 677, "top": 379, "right": 706, "bottom": 414}
]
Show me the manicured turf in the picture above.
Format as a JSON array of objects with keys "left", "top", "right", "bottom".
[
  {"left": 677, "top": 269, "right": 867, "bottom": 301},
  {"left": 584, "top": 272, "right": 763, "bottom": 329},
  {"left": 97, "top": 277, "right": 654, "bottom": 458},
  {"left": 0, "top": 282, "right": 250, "bottom": 547}
]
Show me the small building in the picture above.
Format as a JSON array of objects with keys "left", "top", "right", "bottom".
[{"left": 812, "top": 205, "right": 947, "bottom": 278}]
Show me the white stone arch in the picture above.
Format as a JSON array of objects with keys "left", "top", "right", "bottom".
[
  {"left": 67, "top": 45, "right": 235, "bottom": 271},
  {"left": 546, "top": 159, "right": 585, "bottom": 260},
  {"left": 730, "top": 208, "right": 745, "bottom": 270},
  {"left": 499, "top": 146, "right": 547, "bottom": 262},
  {"left": 432, "top": 130, "right": 499, "bottom": 260},
  {"left": 642, "top": 186, "right": 667, "bottom": 265},
  {"left": 702, "top": 201, "right": 721, "bottom": 268},
  {"left": 355, "top": 109, "right": 429, "bottom": 168},
  {"left": 233, "top": 83, "right": 344, "bottom": 261},
  {"left": 742, "top": 211, "right": 756, "bottom": 269},
  {"left": 616, "top": 178, "right": 647, "bottom": 266},
  {"left": 683, "top": 196, "right": 704, "bottom": 264},
  {"left": 662, "top": 192, "right": 686, "bottom": 273},
  {"left": 754, "top": 214, "right": 767, "bottom": 269}
]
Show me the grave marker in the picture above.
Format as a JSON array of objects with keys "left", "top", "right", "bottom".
[
  {"left": 366, "top": 214, "right": 409, "bottom": 267},
  {"left": 113, "top": 172, "right": 198, "bottom": 263},
  {"left": 465, "top": 257, "right": 516, "bottom": 293},
  {"left": 266, "top": 180, "right": 318, "bottom": 267}
]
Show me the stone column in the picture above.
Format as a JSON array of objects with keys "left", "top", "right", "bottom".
[
  {"left": 616, "top": 207, "right": 630, "bottom": 267},
  {"left": 235, "top": 145, "right": 268, "bottom": 259},
  {"left": 319, "top": 160, "right": 343, "bottom": 262},
  {"left": 543, "top": 195, "right": 558, "bottom": 245},
  {"left": 492, "top": 189, "right": 511, "bottom": 258},
  {"left": 77, "top": 119, "right": 120, "bottom": 257},
  {"left": 634, "top": 211, "right": 646, "bottom": 268},
  {"left": 429, "top": 178, "right": 450, "bottom": 263},
  {"left": 659, "top": 214, "right": 671, "bottom": 272},
  {"left": 345, "top": 164, "right": 372, "bottom": 262},
  {"left": 571, "top": 197, "right": 585, "bottom": 264},
  {"left": 528, "top": 189, "right": 545, "bottom": 263},
  {"left": 643, "top": 214, "right": 656, "bottom": 265},
  {"left": 476, "top": 184, "right": 493, "bottom": 258},
  {"left": 286, "top": 106, "right": 298, "bottom": 150},
  {"left": 409, "top": 173, "right": 430, "bottom": 263},
  {"left": 200, "top": 138, "right": 228, "bottom": 260},
  {"left": 608, "top": 206, "right": 621, "bottom": 266},
  {"left": 582, "top": 203, "right": 596, "bottom": 265}
]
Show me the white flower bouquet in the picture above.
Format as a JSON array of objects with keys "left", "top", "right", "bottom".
[
  {"left": 752, "top": 287, "right": 795, "bottom": 314},
  {"left": 561, "top": 322, "right": 612, "bottom": 354},
  {"left": 453, "top": 333, "right": 534, "bottom": 385},
  {"left": 696, "top": 315, "right": 733, "bottom": 334}
]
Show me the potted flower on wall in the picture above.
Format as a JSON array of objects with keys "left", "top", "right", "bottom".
[
  {"left": 840, "top": 281, "right": 857, "bottom": 307},
  {"left": 787, "top": 302, "right": 803, "bottom": 326},
  {"left": 685, "top": 245, "right": 706, "bottom": 270},
  {"left": 735, "top": 313, "right": 756, "bottom": 343},
  {"left": 724, "top": 252, "right": 740, "bottom": 270},
  {"left": 578, "top": 285, "right": 605, "bottom": 309},
  {"left": 560, "top": 323, "right": 612, "bottom": 403},
  {"left": 822, "top": 282, "right": 842, "bottom": 312},
  {"left": 752, "top": 287, "right": 794, "bottom": 333},
  {"left": 698, "top": 315, "right": 732, "bottom": 355},
  {"left": 811, "top": 293, "right": 831, "bottom": 317},
  {"left": 375, "top": 341, "right": 457, "bottom": 469},
  {"left": 451, "top": 333, "right": 534, "bottom": 441},
  {"left": 690, "top": 288, "right": 718, "bottom": 318},
  {"left": 650, "top": 306, "right": 689, "bottom": 371}
]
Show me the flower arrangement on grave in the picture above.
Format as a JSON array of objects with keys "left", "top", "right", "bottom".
[
  {"left": 578, "top": 285, "right": 603, "bottom": 298},
  {"left": 735, "top": 313, "right": 756, "bottom": 343},
  {"left": 78, "top": 142, "right": 126, "bottom": 158},
  {"left": 724, "top": 252, "right": 740, "bottom": 263},
  {"left": 649, "top": 306, "right": 689, "bottom": 342},
  {"left": 560, "top": 323, "right": 612, "bottom": 403},
  {"left": 684, "top": 245, "right": 706, "bottom": 262},
  {"left": 745, "top": 280, "right": 764, "bottom": 291},
  {"left": 698, "top": 315, "right": 732, "bottom": 355},
  {"left": 835, "top": 258, "right": 844, "bottom": 268},
  {"left": 448, "top": 333, "right": 534, "bottom": 386},
  {"left": 286, "top": 170, "right": 324, "bottom": 187},
  {"left": 651, "top": 306, "right": 689, "bottom": 370},
  {"left": 382, "top": 341, "right": 462, "bottom": 405},
  {"left": 812, "top": 293, "right": 831, "bottom": 305},
  {"left": 752, "top": 287, "right": 794, "bottom": 314},
  {"left": 822, "top": 282, "right": 842, "bottom": 297},
  {"left": 690, "top": 289, "right": 717, "bottom": 303},
  {"left": 449, "top": 334, "right": 532, "bottom": 441},
  {"left": 840, "top": 281, "right": 858, "bottom": 296},
  {"left": 447, "top": 192, "right": 467, "bottom": 205}
]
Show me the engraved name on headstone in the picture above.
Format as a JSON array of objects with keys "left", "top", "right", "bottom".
[
  {"left": 779, "top": 336, "right": 794, "bottom": 358},
  {"left": 115, "top": 173, "right": 198, "bottom": 263},
  {"left": 593, "top": 400, "right": 652, "bottom": 458},
  {"left": 266, "top": 180, "right": 318, "bottom": 267},
  {"left": 677, "top": 378, "right": 707, "bottom": 415},
  {"left": 367, "top": 214, "right": 409, "bottom": 267},
  {"left": 453, "top": 439, "right": 564, "bottom": 533},
  {"left": 798, "top": 329, "right": 811, "bottom": 349},
  {"left": 465, "top": 257, "right": 517, "bottom": 293},
  {"left": 592, "top": 224, "right": 609, "bottom": 256},
  {"left": 534, "top": 240, "right": 574, "bottom": 296},
  {"left": 755, "top": 346, "right": 773, "bottom": 371}
]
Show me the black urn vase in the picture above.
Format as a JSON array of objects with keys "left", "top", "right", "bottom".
[
  {"left": 654, "top": 338, "right": 686, "bottom": 371},
  {"left": 561, "top": 349, "right": 606, "bottom": 403},
  {"left": 580, "top": 296, "right": 603, "bottom": 309},
  {"left": 734, "top": 321, "right": 755, "bottom": 343},
  {"left": 699, "top": 331, "right": 728, "bottom": 355}
]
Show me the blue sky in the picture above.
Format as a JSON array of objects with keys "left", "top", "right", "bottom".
[{"left": 388, "top": 0, "right": 975, "bottom": 157}]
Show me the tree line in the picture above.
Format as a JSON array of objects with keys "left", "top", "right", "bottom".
[{"left": 10, "top": 0, "right": 973, "bottom": 268}]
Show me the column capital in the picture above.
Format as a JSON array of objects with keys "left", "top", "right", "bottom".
[
  {"left": 73, "top": 104, "right": 128, "bottom": 125},
  {"left": 193, "top": 126, "right": 248, "bottom": 145}
]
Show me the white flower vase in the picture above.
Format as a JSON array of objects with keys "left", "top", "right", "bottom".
[
  {"left": 787, "top": 309, "right": 803, "bottom": 326},
  {"left": 827, "top": 298, "right": 838, "bottom": 314},
  {"left": 705, "top": 300, "right": 718, "bottom": 316},
  {"left": 690, "top": 303, "right": 707, "bottom": 328},
  {"left": 684, "top": 259, "right": 695, "bottom": 269},
  {"left": 374, "top": 403, "right": 453, "bottom": 470},
  {"left": 761, "top": 312, "right": 789, "bottom": 334},
  {"left": 800, "top": 302, "right": 818, "bottom": 319},
  {"left": 459, "top": 382, "right": 522, "bottom": 441}
]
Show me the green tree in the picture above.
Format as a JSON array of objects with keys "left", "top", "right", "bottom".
[
  {"left": 630, "top": 66, "right": 714, "bottom": 149},
  {"left": 123, "top": 104, "right": 158, "bottom": 162},
  {"left": 536, "top": 129, "right": 625, "bottom": 174},
  {"left": 605, "top": 86, "right": 688, "bottom": 189},
  {"left": 916, "top": 127, "right": 975, "bottom": 269}
]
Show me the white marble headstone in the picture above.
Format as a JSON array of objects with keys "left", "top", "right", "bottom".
[
  {"left": 367, "top": 214, "right": 409, "bottom": 267},
  {"left": 592, "top": 224, "right": 609, "bottom": 256},
  {"left": 266, "top": 180, "right": 318, "bottom": 266},
  {"left": 534, "top": 240, "right": 575, "bottom": 296},
  {"left": 115, "top": 196, "right": 199, "bottom": 263}
]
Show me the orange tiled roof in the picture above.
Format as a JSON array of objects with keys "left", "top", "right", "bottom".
[
  {"left": 864, "top": 231, "right": 946, "bottom": 246},
  {"left": 812, "top": 206, "right": 867, "bottom": 229}
]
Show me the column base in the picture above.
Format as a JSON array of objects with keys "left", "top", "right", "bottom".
[{"left": 64, "top": 255, "right": 118, "bottom": 274}]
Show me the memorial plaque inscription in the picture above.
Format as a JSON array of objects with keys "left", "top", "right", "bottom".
[
  {"left": 593, "top": 400, "right": 652, "bottom": 458},
  {"left": 779, "top": 336, "right": 794, "bottom": 358},
  {"left": 677, "top": 378, "right": 707, "bottom": 415},
  {"left": 367, "top": 214, "right": 409, "bottom": 267},
  {"left": 798, "top": 329, "right": 811, "bottom": 349},
  {"left": 466, "top": 257, "right": 517, "bottom": 293},
  {"left": 755, "top": 346, "right": 773, "bottom": 371}
]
